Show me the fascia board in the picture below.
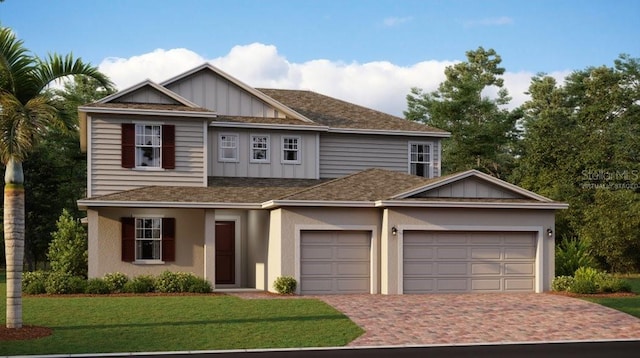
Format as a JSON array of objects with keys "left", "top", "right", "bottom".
[
  {"left": 328, "top": 128, "right": 451, "bottom": 138},
  {"left": 96, "top": 80, "right": 199, "bottom": 108},
  {"left": 375, "top": 200, "right": 569, "bottom": 210},
  {"left": 261, "top": 200, "right": 375, "bottom": 209},
  {"left": 77, "top": 200, "right": 262, "bottom": 210},
  {"left": 78, "top": 106, "right": 218, "bottom": 119},
  {"left": 209, "top": 122, "right": 329, "bottom": 132}
]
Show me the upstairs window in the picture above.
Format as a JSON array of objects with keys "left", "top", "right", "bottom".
[
  {"left": 409, "top": 142, "right": 431, "bottom": 178},
  {"left": 121, "top": 123, "right": 175, "bottom": 169},
  {"left": 282, "top": 136, "right": 301, "bottom": 164},
  {"left": 250, "top": 135, "right": 270, "bottom": 163},
  {"left": 219, "top": 133, "right": 239, "bottom": 162}
]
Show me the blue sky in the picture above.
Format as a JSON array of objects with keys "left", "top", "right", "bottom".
[{"left": 2, "top": 0, "right": 638, "bottom": 115}]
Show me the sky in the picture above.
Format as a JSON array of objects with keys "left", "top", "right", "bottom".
[{"left": 1, "top": 0, "right": 638, "bottom": 116}]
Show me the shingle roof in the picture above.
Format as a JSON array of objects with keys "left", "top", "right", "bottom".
[
  {"left": 257, "top": 88, "right": 447, "bottom": 134},
  {"left": 213, "top": 115, "right": 322, "bottom": 126}
]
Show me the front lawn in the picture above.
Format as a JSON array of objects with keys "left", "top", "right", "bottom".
[
  {"left": 583, "top": 277, "right": 640, "bottom": 319},
  {"left": 0, "top": 274, "right": 363, "bottom": 355}
]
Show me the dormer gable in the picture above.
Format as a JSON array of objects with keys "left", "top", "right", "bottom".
[{"left": 97, "top": 80, "right": 199, "bottom": 107}]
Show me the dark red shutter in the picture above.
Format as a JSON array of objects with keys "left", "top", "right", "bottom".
[
  {"left": 162, "top": 125, "right": 175, "bottom": 169},
  {"left": 162, "top": 217, "right": 176, "bottom": 262},
  {"left": 121, "top": 124, "right": 135, "bottom": 168},
  {"left": 121, "top": 217, "right": 135, "bottom": 262}
]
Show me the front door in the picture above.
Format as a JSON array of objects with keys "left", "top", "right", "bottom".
[{"left": 215, "top": 221, "right": 235, "bottom": 285}]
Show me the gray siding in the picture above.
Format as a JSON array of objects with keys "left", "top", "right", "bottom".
[
  {"left": 115, "top": 87, "right": 179, "bottom": 105},
  {"left": 89, "top": 116, "right": 206, "bottom": 197},
  {"left": 418, "top": 178, "right": 524, "bottom": 199},
  {"left": 208, "top": 128, "right": 318, "bottom": 179},
  {"left": 166, "top": 71, "right": 284, "bottom": 117},
  {"left": 319, "top": 134, "right": 441, "bottom": 179}
]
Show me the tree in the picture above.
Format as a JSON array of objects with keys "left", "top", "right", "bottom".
[
  {"left": 0, "top": 26, "right": 112, "bottom": 328},
  {"left": 47, "top": 209, "right": 88, "bottom": 277},
  {"left": 405, "top": 47, "right": 520, "bottom": 178}
]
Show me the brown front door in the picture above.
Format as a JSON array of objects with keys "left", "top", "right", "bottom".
[{"left": 215, "top": 221, "right": 235, "bottom": 284}]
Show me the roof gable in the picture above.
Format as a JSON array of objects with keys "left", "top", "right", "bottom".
[
  {"left": 394, "top": 170, "right": 554, "bottom": 202},
  {"left": 97, "top": 80, "right": 199, "bottom": 107}
]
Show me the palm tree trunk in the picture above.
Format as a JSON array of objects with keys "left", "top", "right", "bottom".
[{"left": 4, "top": 159, "right": 25, "bottom": 329}]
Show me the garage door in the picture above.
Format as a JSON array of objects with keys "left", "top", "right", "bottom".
[
  {"left": 300, "top": 231, "right": 371, "bottom": 295},
  {"left": 403, "top": 231, "right": 536, "bottom": 293}
]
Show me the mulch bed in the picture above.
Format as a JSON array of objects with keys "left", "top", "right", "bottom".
[{"left": 0, "top": 325, "right": 53, "bottom": 341}]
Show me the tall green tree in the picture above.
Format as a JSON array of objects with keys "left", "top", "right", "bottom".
[
  {"left": 405, "top": 47, "right": 520, "bottom": 178},
  {"left": 513, "top": 55, "right": 640, "bottom": 270},
  {"left": 0, "top": 26, "right": 112, "bottom": 328}
]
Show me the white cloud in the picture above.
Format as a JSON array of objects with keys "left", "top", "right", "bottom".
[
  {"left": 98, "top": 43, "right": 568, "bottom": 116},
  {"left": 383, "top": 16, "right": 413, "bottom": 27}
]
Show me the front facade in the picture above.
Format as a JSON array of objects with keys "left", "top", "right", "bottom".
[{"left": 78, "top": 64, "right": 566, "bottom": 294}]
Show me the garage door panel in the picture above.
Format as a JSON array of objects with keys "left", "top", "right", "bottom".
[
  {"left": 403, "top": 231, "right": 536, "bottom": 293},
  {"left": 437, "top": 263, "right": 468, "bottom": 275},
  {"left": 505, "top": 247, "right": 535, "bottom": 259},
  {"left": 300, "top": 231, "right": 371, "bottom": 295},
  {"left": 471, "top": 262, "right": 501, "bottom": 275},
  {"left": 505, "top": 263, "right": 534, "bottom": 275}
]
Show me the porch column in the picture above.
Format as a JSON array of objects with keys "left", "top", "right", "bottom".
[{"left": 204, "top": 209, "right": 216, "bottom": 286}]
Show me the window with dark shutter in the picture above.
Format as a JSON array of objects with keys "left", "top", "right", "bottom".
[
  {"left": 162, "top": 217, "right": 176, "bottom": 262},
  {"left": 162, "top": 125, "right": 175, "bottom": 169},
  {"left": 121, "top": 124, "right": 136, "bottom": 168},
  {"left": 121, "top": 217, "right": 135, "bottom": 262}
]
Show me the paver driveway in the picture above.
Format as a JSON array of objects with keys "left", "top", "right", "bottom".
[{"left": 317, "top": 293, "right": 640, "bottom": 346}]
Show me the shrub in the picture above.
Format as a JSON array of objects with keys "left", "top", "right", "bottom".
[
  {"left": 47, "top": 209, "right": 88, "bottom": 278},
  {"left": 184, "top": 276, "right": 212, "bottom": 293},
  {"left": 123, "top": 275, "right": 155, "bottom": 293},
  {"left": 45, "top": 272, "right": 86, "bottom": 294},
  {"left": 570, "top": 266, "right": 603, "bottom": 294},
  {"left": 273, "top": 276, "right": 297, "bottom": 294},
  {"left": 155, "top": 271, "right": 184, "bottom": 293},
  {"left": 598, "top": 275, "right": 632, "bottom": 293},
  {"left": 103, "top": 272, "right": 129, "bottom": 293},
  {"left": 85, "top": 278, "right": 111, "bottom": 294},
  {"left": 24, "top": 280, "right": 47, "bottom": 295},
  {"left": 552, "top": 276, "right": 574, "bottom": 292},
  {"left": 555, "top": 236, "right": 596, "bottom": 277},
  {"left": 22, "top": 271, "right": 49, "bottom": 292}
]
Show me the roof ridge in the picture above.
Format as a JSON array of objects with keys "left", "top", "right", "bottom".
[{"left": 277, "top": 168, "right": 381, "bottom": 200}]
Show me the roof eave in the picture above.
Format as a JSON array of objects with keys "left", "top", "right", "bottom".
[
  {"left": 375, "top": 200, "right": 569, "bottom": 210},
  {"left": 209, "top": 122, "right": 328, "bottom": 132},
  {"left": 262, "top": 200, "right": 375, "bottom": 209},
  {"left": 96, "top": 80, "right": 200, "bottom": 108},
  {"left": 78, "top": 106, "right": 218, "bottom": 119},
  {"left": 78, "top": 200, "right": 262, "bottom": 210},
  {"left": 328, "top": 127, "right": 451, "bottom": 137}
]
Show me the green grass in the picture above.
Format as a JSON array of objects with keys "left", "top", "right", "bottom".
[
  {"left": 583, "top": 277, "right": 640, "bottom": 319},
  {"left": 0, "top": 273, "right": 363, "bottom": 355}
]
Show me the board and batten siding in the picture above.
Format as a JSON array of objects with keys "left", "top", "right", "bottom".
[
  {"left": 115, "top": 87, "right": 179, "bottom": 105},
  {"left": 208, "top": 129, "right": 318, "bottom": 179},
  {"left": 319, "top": 134, "right": 441, "bottom": 178},
  {"left": 89, "top": 116, "right": 206, "bottom": 197},
  {"left": 166, "top": 71, "right": 284, "bottom": 117}
]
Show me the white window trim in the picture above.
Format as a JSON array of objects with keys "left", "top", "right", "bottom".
[
  {"left": 281, "top": 136, "right": 301, "bottom": 164},
  {"left": 134, "top": 217, "right": 163, "bottom": 263},
  {"left": 218, "top": 133, "right": 239, "bottom": 163},
  {"left": 250, "top": 134, "right": 271, "bottom": 163},
  {"left": 134, "top": 123, "right": 163, "bottom": 170},
  {"left": 408, "top": 141, "right": 433, "bottom": 178}
]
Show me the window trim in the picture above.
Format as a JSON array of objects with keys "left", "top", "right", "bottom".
[
  {"left": 134, "top": 217, "right": 164, "bottom": 263},
  {"left": 408, "top": 141, "right": 433, "bottom": 178},
  {"left": 218, "top": 133, "right": 240, "bottom": 163},
  {"left": 250, "top": 134, "right": 271, "bottom": 163},
  {"left": 281, "top": 136, "right": 301, "bottom": 164},
  {"left": 134, "top": 123, "right": 163, "bottom": 170}
]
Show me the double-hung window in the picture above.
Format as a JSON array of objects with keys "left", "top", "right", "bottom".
[
  {"left": 135, "top": 125, "right": 161, "bottom": 168},
  {"left": 250, "top": 135, "right": 270, "bottom": 163},
  {"left": 409, "top": 142, "right": 432, "bottom": 178},
  {"left": 135, "top": 218, "right": 162, "bottom": 261},
  {"left": 282, "top": 136, "right": 301, "bottom": 164},
  {"left": 219, "top": 133, "right": 239, "bottom": 162}
]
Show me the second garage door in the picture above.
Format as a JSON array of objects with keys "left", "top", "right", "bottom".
[
  {"left": 403, "top": 231, "right": 536, "bottom": 293},
  {"left": 300, "top": 231, "right": 371, "bottom": 295}
]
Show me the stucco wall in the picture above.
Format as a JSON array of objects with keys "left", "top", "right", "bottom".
[{"left": 88, "top": 207, "right": 205, "bottom": 278}]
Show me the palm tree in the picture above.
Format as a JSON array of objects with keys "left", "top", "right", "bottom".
[{"left": 0, "top": 26, "right": 113, "bottom": 328}]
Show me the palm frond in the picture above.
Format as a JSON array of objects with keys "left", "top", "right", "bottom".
[
  {"left": 34, "top": 53, "right": 114, "bottom": 95},
  {"left": 0, "top": 26, "right": 39, "bottom": 101}
]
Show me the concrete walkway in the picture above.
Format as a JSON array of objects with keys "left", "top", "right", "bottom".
[{"left": 316, "top": 293, "right": 640, "bottom": 346}]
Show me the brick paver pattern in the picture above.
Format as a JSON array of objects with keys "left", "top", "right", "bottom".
[{"left": 316, "top": 293, "right": 640, "bottom": 346}]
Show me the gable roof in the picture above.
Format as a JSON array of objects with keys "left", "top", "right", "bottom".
[
  {"left": 96, "top": 80, "right": 200, "bottom": 107},
  {"left": 257, "top": 89, "right": 449, "bottom": 136}
]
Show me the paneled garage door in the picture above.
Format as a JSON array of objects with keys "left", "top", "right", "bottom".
[
  {"left": 300, "top": 231, "right": 371, "bottom": 295},
  {"left": 403, "top": 231, "right": 536, "bottom": 293}
]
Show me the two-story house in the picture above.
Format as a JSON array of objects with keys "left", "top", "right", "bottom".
[{"left": 77, "top": 63, "right": 567, "bottom": 295}]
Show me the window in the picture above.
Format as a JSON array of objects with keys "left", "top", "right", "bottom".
[
  {"left": 282, "top": 136, "right": 301, "bottom": 164},
  {"left": 136, "top": 125, "right": 161, "bottom": 167},
  {"left": 121, "top": 123, "right": 175, "bottom": 169},
  {"left": 250, "top": 135, "right": 270, "bottom": 163},
  {"left": 121, "top": 217, "right": 175, "bottom": 263},
  {"left": 135, "top": 218, "right": 162, "bottom": 260},
  {"left": 219, "top": 133, "right": 239, "bottom": 162},
  {"left": 409, "top": 142, "right": 431, "bottom": 178}
]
